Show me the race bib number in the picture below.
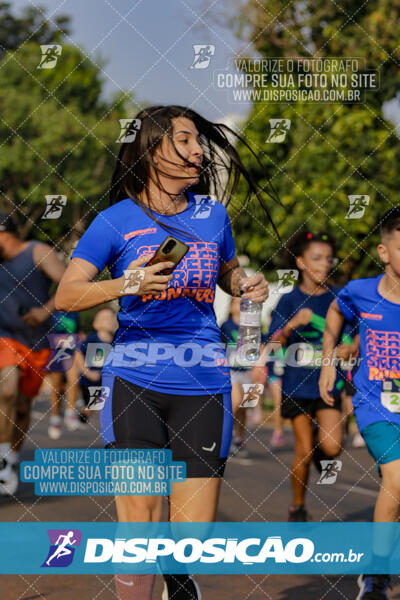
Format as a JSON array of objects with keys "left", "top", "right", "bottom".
[{"left": 381, "top": 379, "right": 400, "bottom": 413}]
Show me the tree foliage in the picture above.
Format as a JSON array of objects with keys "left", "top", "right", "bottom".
[
  {"left": 227, "top": 0, "right": 400, "bottom": 281},
  {"left": 0, "top": 2, "right": 70, "bottom": 56},
  {"left": 0, "top": 4, "right": 135, "bottom": 254}
]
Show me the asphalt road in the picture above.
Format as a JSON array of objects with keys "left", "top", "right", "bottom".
[{"left": 1, "top": 394, "right": 399, "bottom": 600}]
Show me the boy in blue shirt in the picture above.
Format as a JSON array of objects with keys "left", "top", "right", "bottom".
[{"left": 320, "top": 207, "right": 400, "bottom": 600}]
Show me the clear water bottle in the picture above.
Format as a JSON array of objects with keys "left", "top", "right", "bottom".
[{"left": 237, "top": 298, "right": 263, "bottom": 365}]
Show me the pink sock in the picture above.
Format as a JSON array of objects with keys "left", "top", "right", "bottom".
[{"left": 114, "top": 574, "right": 155, "bottom": 600}]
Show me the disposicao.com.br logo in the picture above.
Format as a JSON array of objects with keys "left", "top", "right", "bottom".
[
  {"left": 33, "top": 523, "right": 380, "bottom": 575},
  {"left": 82, "top": 536, "right": 362, "bottom": 566}
]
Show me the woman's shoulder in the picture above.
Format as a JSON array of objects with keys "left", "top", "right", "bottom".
[
  {"left": 91, "top": 198, "right": 137, "bottom": 230},
  {"left": 98, "top": 198, "right": 134, "bottom": 218}
]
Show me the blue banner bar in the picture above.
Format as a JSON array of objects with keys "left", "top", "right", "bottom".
[{"left": 0, "top": 522, "right": 399, "bottom": 574}]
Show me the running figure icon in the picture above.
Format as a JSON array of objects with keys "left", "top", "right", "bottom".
[
  {"left": 45, "top": 531, "right": 77, "bottom": 566},
  {"left": 46, "top": 335, "right": 77, "bottom": 370}
]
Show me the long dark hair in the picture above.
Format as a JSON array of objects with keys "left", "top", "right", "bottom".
[{"left": 109, "top": 105, "right": 281, "bottom": 239}]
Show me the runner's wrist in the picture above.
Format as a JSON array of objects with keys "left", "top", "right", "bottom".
[
  {"left": 322, "top": 347, "right": 335, "bottom": 363},
  {"left": 113, "top": 276, "right": 129, "bottom": 298},
  {"left": 284, "top": 319, "right": 296, "bottom": 336}
]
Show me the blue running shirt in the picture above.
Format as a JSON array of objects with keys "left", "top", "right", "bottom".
[
  {"left": 337, "top": 275, "right": 400, "bottom": 431},
  {"left": 268, "top": 286, "right": 341, "bottom": 399},
  {"left": 71, "top": 192, "right": 235, "bottom": 395}
]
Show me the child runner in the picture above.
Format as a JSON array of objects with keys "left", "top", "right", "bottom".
[
  {"left": 267, "top": 346, "right": 286, "bottom": 447},
  {"left": 75, "top": 307, "right": 118, "bottom": 417},
  {"left": 320, "top": 207, "right": 400, "bottom": 599},
  {"left": 47, "top": 310, "right": 81, "bottom": 439},
  {"left": 268, "top": 230, "right": 344, "bottom": 521}
]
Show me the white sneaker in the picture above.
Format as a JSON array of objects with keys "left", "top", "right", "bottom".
[
  {"left": 64, "top": 411, "right": 82, "bottom": 432},
  {"left": 48, "top": 416, "right": 62, "bottom": 440},
  {"left": 0, "top": 460, "right": 18, "bottom": 496}
]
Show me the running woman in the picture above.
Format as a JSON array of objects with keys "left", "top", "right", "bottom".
[
  {"left": 55, "top": 105, "right": 276, "bottom": 600},
  {"left": 267, "top": 230, "right": 344, "bottom": 521},
  {"left": 0, "top": 212, "right": 65, "bottom": 494},
  {"left": 320, "top": 208, "right": 400, "bottom": 599}
]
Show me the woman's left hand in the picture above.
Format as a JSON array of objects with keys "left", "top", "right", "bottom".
[{"left": 240, "top": 273, "right": 269, "bottom": 302}]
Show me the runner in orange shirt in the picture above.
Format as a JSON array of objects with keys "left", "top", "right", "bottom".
[{"left": 0, "top": 212, "right": 65, "bottom": 494}]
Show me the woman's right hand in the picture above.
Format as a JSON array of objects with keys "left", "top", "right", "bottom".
[{"left": 117, "top": 253, "right": 174, "bottom": 296}]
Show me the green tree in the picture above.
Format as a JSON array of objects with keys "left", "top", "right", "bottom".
[
  {"left": 0, "top": 40, "right": 134, "bottom": 252},
  {"left": 0, "top": 2, "right": 70, "bottom": 56},
  {"left": 0, "top": 4, "right": 143, "bottom": 330},
  {"left": 227, "top": 0, "right": 400, "bottom": 281}
]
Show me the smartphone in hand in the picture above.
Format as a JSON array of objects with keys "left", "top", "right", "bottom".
[{"left": 146, "top": 236, "right": 190, "bottom": 275}]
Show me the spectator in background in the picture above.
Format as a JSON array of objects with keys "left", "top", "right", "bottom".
[
  {"left": 47, "top": 310, "right": 81, "bottom": 439},
  {"left": 267, "top": 347, "right": 286, "bottom": 448},
  {"left": 221, "top": 297, "right": 253, "bottom": 458},
  {"left": 221, "top": 297, "right": 266, "bottom": 458},
  {"left": 74, "top": 307, "right": 118, "bottom": 418}
]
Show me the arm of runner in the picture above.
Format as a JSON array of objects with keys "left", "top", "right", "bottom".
[
  {"left": 269, "top": 308, "right": 313, "bottom": 346},
  {"left": 335, "top": 333, "right": 360, "bottom": 360},
  {"left": 74, "top": 349, "right": 101, "bottom": 382},
  {"left": 55, "top": 253, "right": 174, "bottom": 312},
  {"left": 319, "top": 299, "right": 345, "bottom": 406},
  {"left": 22, "top": 243, "right": 66, "bottom": 327},
  {"left": 218, "top": 256, "right": 269, "bottom": 301}
]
